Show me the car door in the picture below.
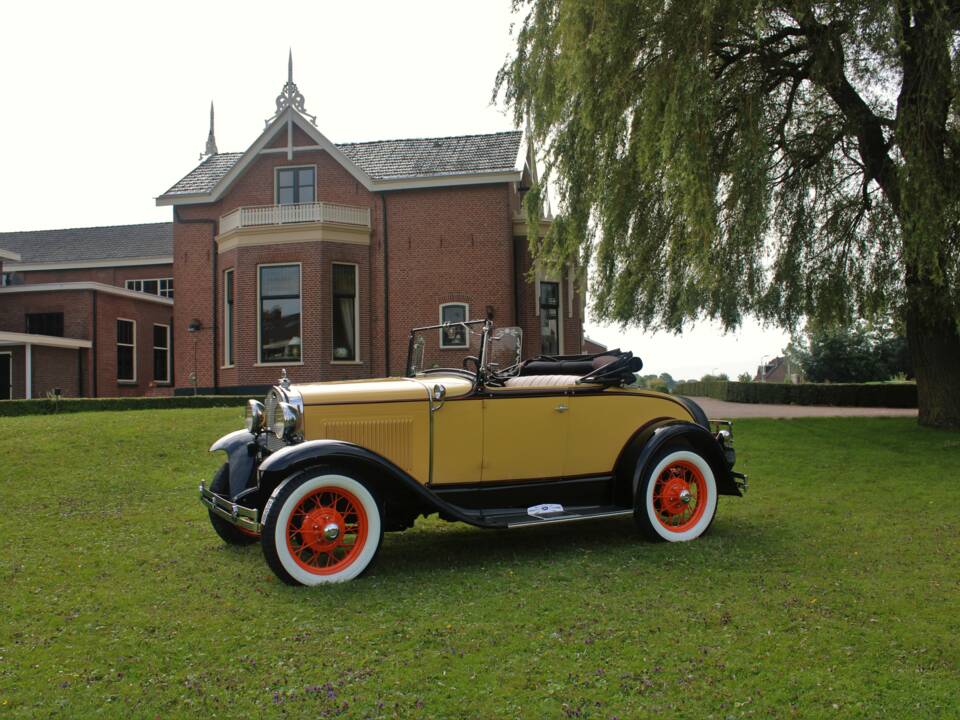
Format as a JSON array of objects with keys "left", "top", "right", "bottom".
[{"left": 480, "top": 392, "right": 569, "bottom": 481}]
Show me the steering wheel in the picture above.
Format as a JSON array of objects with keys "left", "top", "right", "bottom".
[{"left": 462, "top": 356, "right": 481, "bottom": 373}]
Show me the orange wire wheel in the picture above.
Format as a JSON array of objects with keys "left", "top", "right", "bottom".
[
  {"left": 650, "top": 459, "right": 708, "bottom": 533},
  {"left": 285, "top": 486, "right": 369, "bottom": 575}
]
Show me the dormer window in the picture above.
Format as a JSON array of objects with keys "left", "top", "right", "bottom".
[{"left": 276, "top": 167, "right": 315, "bottom": 205}]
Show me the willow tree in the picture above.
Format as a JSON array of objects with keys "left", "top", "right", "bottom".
[{"left": 496, "top": 1, "right": 960, "bottom": 428}]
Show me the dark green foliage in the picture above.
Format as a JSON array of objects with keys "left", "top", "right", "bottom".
[
  {"left": 737, "top": 372, "right": 753, "bottom": 382},
  {"left": 496, "top": 0, "right": 960, "bottom": 426},
  {"left": 791, "top": 321, "right": 913, "bottom": 382},
  {"left": 675, "top": 380, "right": 917, "bottom": 407},
  {"left": 0, "top": 395, "right": 246, "bottom": 417}
]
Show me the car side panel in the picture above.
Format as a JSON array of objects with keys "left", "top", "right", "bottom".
[
  {"left": 302, "top": 401, "right": 430, "bottom": 483},
  {"left": 566, "top": 391, "right": 696, "bottom": 477},
  {"left": 431, "top": 398, "right": 484, "bottom": 484},
  {"left": 481, "top": 395, "right": 567, "bottom": 481}
]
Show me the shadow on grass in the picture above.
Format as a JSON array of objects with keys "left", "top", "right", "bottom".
[{"left": 362, "top": 511, "right": 781, "bottom": 581}]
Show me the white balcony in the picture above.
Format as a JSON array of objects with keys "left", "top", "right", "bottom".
[{"left": 220, "top": 202, "right": 371, "bottom": 235}]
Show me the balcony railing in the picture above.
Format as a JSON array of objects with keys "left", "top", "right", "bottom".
[{"left": 220, "top": 202, "right": 371, "bottom": 235}]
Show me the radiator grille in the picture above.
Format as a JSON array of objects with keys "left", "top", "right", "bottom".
[
  {"left": 264, "top": 388, "right": 285, "bottom": 452},
  {"left": 320, "top": 418, "right": 413, "bottom": 471}
]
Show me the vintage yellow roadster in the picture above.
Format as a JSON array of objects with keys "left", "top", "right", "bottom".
[{"left": 200, "top": 320, "right": 746, "bottom": 585}]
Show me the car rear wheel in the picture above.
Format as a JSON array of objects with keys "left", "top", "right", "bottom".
[
  {"left": 261, "top": 469, "right": 383, "bottom": 585},
  {"left": 208, "top": 463, "right": 259, "bottom": 545},
  {"left": 635, "top": 448, "right": 717, "bottom": 542}
]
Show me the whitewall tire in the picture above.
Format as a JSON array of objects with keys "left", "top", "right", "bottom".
[
  {"left": 261, "top": 470, "right": 382, "bottom": 585},
  {"left": 635, "top": 449, "right": 717, "bottom": 542}
]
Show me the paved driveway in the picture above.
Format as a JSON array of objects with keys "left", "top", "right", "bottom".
[{"left": 688, "top": 396, "right": 918, "bottom": 419}]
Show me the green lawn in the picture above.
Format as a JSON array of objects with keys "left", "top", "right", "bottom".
[{"left": 1, "top": 410, "right": 958, "bottom": 718}]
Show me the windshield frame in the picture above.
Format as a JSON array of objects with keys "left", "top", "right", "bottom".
[{"left": 405, "top": 319, "right": 491, "bottom": 380}]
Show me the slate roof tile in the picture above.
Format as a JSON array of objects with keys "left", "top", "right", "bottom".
[
  {"left": 160, "top": 130, "right": 523, "bottom": 197},
  {"left": 0, "top": 223, "right": 172, "bottom": 264}
]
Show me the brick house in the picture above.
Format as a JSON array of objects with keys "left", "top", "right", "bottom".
[
  {"left": 0, "top": 59, "right": 585, "bottom": 399},
  {"left": 0, "top": 224, "right": 175, "bottom": 399},
  {"left": 156, "top": 59, "right": 584, "bottom": 394}
]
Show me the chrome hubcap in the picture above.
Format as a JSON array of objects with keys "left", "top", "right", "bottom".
[
  {"left": 678, "top": 489, "right": 692, "bottom": 504},
  {"left": 322, "top": 522, "right": 340, "bottom": 541}
]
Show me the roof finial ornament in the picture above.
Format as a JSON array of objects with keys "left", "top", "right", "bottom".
[
  {"left": 201, "top": 101, "right": 218, "bottom": 160},
  {"left": 266, "top": 49, "right": 316, "bottom": 127}
]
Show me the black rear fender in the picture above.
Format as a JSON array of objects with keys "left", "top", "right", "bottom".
[{"left": 614, "top": 421, "right": 741, "bottom": 502}]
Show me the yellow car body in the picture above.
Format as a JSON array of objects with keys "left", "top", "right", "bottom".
[{"left": 200, "top": 320, "right": 746, "bottom": 585}]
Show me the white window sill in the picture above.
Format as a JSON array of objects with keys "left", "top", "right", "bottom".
[
  {"left": 221, "top": 365, "right": 235, "bottom": 370},
  {"left": 254, "top": 361, "right": 305, "bottom": 367},
  {"left": 117, "top": 380, "right": 137, "bottom": 385},
  {"left": 330, "top": 360, "right": 362, "bottom": 365}
]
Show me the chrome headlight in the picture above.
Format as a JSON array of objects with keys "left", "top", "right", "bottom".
[
  {"left": 244, "top": 399, "right": 265, "bottom": 433},
  {"left": 271, "top": 401, "right": 300, "bottom": 439}
]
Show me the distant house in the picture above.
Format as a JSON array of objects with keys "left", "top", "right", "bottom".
[
  {"left": 754, "top": 356, "right": 791, "bottom": 383},
  {"left": 582, "top": 336, "right": 608, "bottom": 355}
]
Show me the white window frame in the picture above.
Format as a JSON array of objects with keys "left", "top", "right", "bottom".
[
  {"left": 256, "top": 262, "right": 304, "bottom": 367},
  {"left": 152, "top": 323, "right": 171, "bottom": 384},
  {"left": 274, "top": 165, "right": 318, "bottom": 205},
  {"left": 117, "top": 317, "right": 137, "bottom": 384},
  {"left": 125, "top": 278, "right": 174, "bottom": 299},
  {"left": 439, "top": 302, "right": 470, "bottom": 349},
  {"left": 331, "top": 262, "right": 361, "bottom": 364},
  {"left": 223, "top": 268, "right": 234, "bottom": 368},
  {"left": 0, "top": 351, "right": 12, "bottom": 399}
]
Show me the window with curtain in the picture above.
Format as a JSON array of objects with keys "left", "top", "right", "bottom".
[
  {"left": 276, "top": 167, "right": 316, "bottom": 205},
  {"left": 117, "top": 319, "right": 136, "bottom": 382},
  {"left": 439, "top": 303, "right": 469, "bottom": 348},
  {"left": 224, "top": 269, "right": 234, "bottom": 366},
  {"left": 259, "top": 265, "right": 301, "bottom": 363},
  {"left": 153, "top": 325, "right": 170, "bottom": 383},
  {"left": 332, "top": 264, "right": 357, "bottom": 361},
  {"left": 539, "top": 282, "right": 560, "bottom": 355}
]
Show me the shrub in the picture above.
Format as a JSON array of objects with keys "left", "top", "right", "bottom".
[
  {"left": 0, "top": 395, "right": 247, "bottom": 418},
  {"left": 673, "top": 380, "right": 917, "bottom": 408}
]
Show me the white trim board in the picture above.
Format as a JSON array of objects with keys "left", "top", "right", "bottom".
[
  {"left": 0, "top": 330, "right": 92, "bottom": 349},
  {"left": 0, "top": 281, "right": 174, "bottom": 306},
  {"left": 6, "top": 256, "right": 173, "bottom": 272},
  {"left": 0, "top": 248, "right": 22, "bottom": 262}
]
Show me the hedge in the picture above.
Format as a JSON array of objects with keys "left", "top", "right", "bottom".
[
  {"left": 0, "top": 395, "right": 248, "bottom": 418},
  {"left": 673, "top": 380, "right": 917, "bottom": 408}
]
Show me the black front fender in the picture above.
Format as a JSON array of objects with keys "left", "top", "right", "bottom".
[
  {"left": 209, "top": 430, "right": 258, "bottom": 498},
  {"left": 257, "top": 440, "right": 486, "bottom": 527},
  {"left": 632, "top": 422, "right": 741, "bottom": 497}
]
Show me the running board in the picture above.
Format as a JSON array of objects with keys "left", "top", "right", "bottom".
[{"left": 501, "top": 505, "right": 633, "bottom": 529}]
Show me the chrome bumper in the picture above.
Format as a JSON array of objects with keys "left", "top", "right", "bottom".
[
  {"left": 733, "top": 471, "right": 748, "bottom": 494},
  {"left": 199, "top": 481, "right": 261, "bottom": 533}
]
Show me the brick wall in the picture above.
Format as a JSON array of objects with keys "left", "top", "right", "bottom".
[
  {"left": 0, "top": 287, "right": 172, "bottom": 397},
  {"left": 18, "top": 264, "right": 174, "bottom": 288},
  {"left": 171, "top": 142, "right": 584, "bottom": 390}
]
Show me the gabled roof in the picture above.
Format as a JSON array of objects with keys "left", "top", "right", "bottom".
[
  {"left": 158, "top": 107, "right": 524, "bottom": 205},
  {"left": 0, "top": 222, "right": 172, "bottom": 267}
]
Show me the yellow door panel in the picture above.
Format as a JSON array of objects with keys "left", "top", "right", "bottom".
[
  {"left": 566, "top": 392, "right": 694, "bottom": 476},
  {"left": 481, "top": 395, "right": 567, "bottom": 481},
  {"left": 431, "top": 398, "right": 484, "bottom": 484},
  {"left": 303, "top": 402, "right": 430, "bottom": 483}
]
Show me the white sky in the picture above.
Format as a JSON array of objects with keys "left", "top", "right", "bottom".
[{"left": 0, "top": 0, "right": 790, "bottom": 380}]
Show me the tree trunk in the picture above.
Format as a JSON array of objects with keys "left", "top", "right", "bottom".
[{"left": 905, "top": 294, "right": 960, "bottom": 429}]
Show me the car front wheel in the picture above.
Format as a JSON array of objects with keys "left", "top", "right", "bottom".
[
  {"left": 261, "top": 469, "right": 382, "bottom": 585},
  {"left": 635, "top": 448, "right": 717, "bottom": 542}
]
